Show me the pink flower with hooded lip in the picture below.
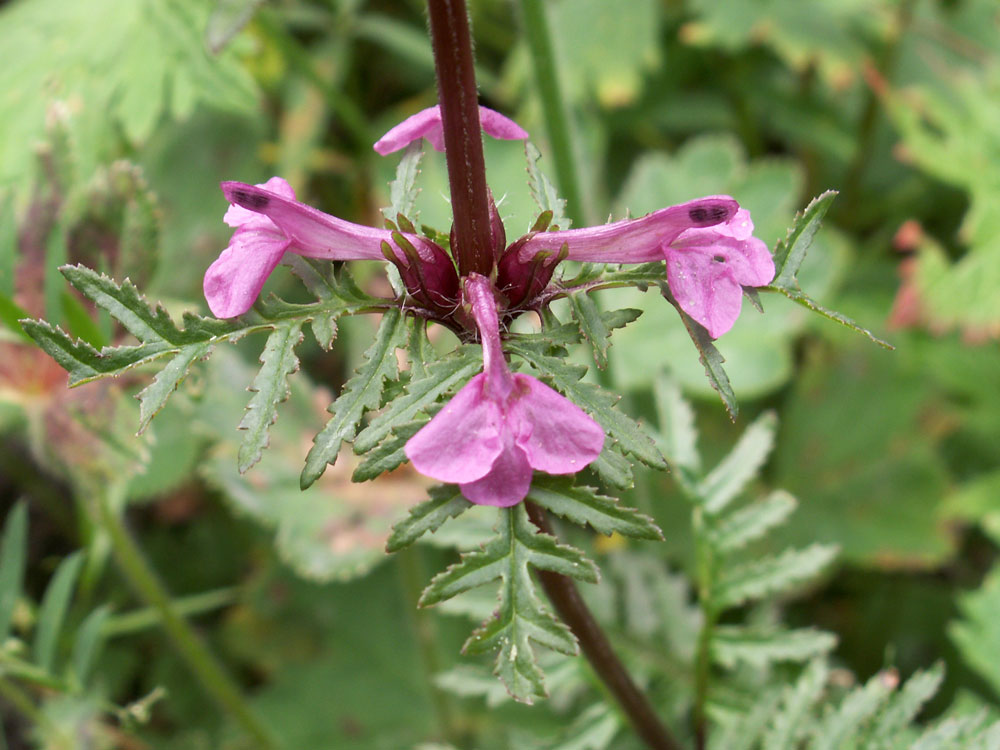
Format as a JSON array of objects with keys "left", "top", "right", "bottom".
[
  {"left": 513, "top": 197, "right": 774, "bottom": 338},
  {"left": 404, "top": 274, "right": 606, "bottom": 507},
  {"left": 204, "top": 178, "right": 457, "bottom": 318},
  {"left": 373, "top": 105, "right": 529, "bottom": 155}
]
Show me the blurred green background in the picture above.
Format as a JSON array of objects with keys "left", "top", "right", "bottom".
[{"left": 0, "top": 0, "right": 998, "bottom": 747}]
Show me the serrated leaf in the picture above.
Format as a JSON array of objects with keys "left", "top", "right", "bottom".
[
  {"left": 710, "top": 491, "right": 797, "bottom": 552},
  {"left": 653, "top": 373, "right": 700, "bottom": 476},
  {"left": 659, "top": 281, "right": 738, "bottom": 418},
  {"left": 569, "top": 291, "right": 611, "bottom": 368},
  {"left": 137, "top": 341, "right": 212, "bottom": 432},
  {"left": 237, "top": 320, "right": 304, "bottom": 473},
  {"left": 699, "top": 411, "right": 777, "bottom": 514},
  {"left": 421, "top": 505, "right": 598, "bottom": 703},
  {"left": 383, "top": 141, "right": 424, "bottom": 222},
  {"left": 711, "top": 625, "right": 836, "bottom": 669},
  {"left": 868, "top": 664, "right": 944, "bottom": 744},
  {"left": 352, "top": 420, "right": 425, "bottom": 483},
  {"left": 34, "top": 551, "right": 85, "bottom": 673},
  {"left": 301, "top": 310, "right": 407, "bottom": 488},
  {"left": 206, "top": 0, "right": 265, "bottom": 53},
  {"left": 0, "top": 502, "right": 28, "bottom": 641},
  {"left": 587, "top": 441, "right": 634, "bottom": 491},
  {"left": 713, "top": 544, "right": 837, "bottom": 610},
  {"left": 386, "top": 486, "right": 470, "bottom": 553},
  {"left": 70, "top": 604, "right": 112, "bottom": 685},
  {"left": 508, "top": 343, "right": 666, "bottom": 470},
  {"left": 548, "top": 702, "right": 620, "bottom": 750},
  {"left": 406, "top": 318, "right": 432, "bottom": 380},
  {"left": 768, "top": 285, "right": 893, "bottom": 349},
  {"left": 526, "top": 141, "right": 570, "bottom": 229},
  {"left": 763, "top": 659, "right": 828, "bottom": 750},
  {"left": 810, "top": 671, "right": 896, "bottom": 750},
  {"left": 772, "top": 190, "right": 837, "bottom": 287},
  {"left": 527, "top": 476, "right": 662, "bottom": 540},
  {"left": 352, "top": 348, "right": 482, "bottom": 454}
]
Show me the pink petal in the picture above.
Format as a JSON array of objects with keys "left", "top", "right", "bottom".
[
  {"left": 373, "top": 105, "right": 528, "bottom": 155},
  {"left": 518, "top": 196, "right": 740, "bottom": 263},
  {"left": 221, "top": 182, "right": 393, "bottom": 260},
  {"left": 224, "top": 177, "right": 295, "bottom": 228},
  {"left": 673, "top": 210, "right": 774, "bottom": 288},
  {"left": 464, "top": 275, "right": 514, "bottom": 399},
  {"left": 508, "top": 374, "right": 605, "bottom": 474},
  {"left": 459, "top": 433, "right": 533, "bottom": 507},
  {"left": 203, "top": 227, "right": 291, "bottom": 318},
  {"left": 665, "top": 248, "right": 745, "bottom": 339},
  {"left": 405, "top": 375, "right": 503, "bottom": 484}
]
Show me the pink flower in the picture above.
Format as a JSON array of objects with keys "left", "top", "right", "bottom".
[
  {"left": 405, "top": 274, "right": 605, "bottom": 507},
  {"left": 514, "top": 197, "right": 774, "bottom": 338},
  {"left": 373, "top": 105, "right": 529, "bottom": 155},
  {"left": 204, "top": 178, "right": 457, "bottom": 318}
]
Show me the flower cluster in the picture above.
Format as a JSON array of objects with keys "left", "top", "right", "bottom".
[{"left": 206, "top": 106, "right": 775, "bottom": 505}]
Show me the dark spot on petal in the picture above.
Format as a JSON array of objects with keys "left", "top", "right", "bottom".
[
  {"left": 688, "top": 204, "right": 731, "bottom": 225},
  {"left": 232, "top": 189, "right": 269, "bottom": 211},
  {"left": 713, "top": 255, "right": 726, "bottom": 263}
]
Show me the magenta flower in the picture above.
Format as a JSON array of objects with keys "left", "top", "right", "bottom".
[
  {"left": 373, "top": 105, "right": 529, "bottom": 155},
  {"left": 513, "top": 197, "right": 774, "bottom": 338},
  {"left": 204, "top": 177, "right": 458, "bottom": 318},
  {"left": 405, "top": 274, "right": 605, "bottom": 507}
]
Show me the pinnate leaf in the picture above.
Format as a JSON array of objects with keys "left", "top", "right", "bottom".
[
  {"left": 386, "top": 486, "right": 470, "bottom": 553},
  {"left": 709, "top": 491, "right": 797, "bottom": 552},
  {"left": 699, "top": 411, "right": 777, "bottom": 514},
  {"left": 711, "top": 625, "right": 836, "bottom": 669},
  {"left": 420, "top": 505, "right": 598, "bottom": 702},
  {"left": 713, "top": 544, "right": 837, "bottom": 610},
  {"left": 527, "top": 476, "right": 662, "bottom": 540}
]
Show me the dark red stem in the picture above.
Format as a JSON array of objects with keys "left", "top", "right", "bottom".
[
  {"left": 526, "top": 502, "right": 683, "bottom": 750},
  {"left": 426, "top": 0, "right": 495, "bottom": 278}
]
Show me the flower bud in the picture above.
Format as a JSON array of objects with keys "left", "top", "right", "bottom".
[{"left": 381, "top": 232, "right": 460, "bottom": 316}]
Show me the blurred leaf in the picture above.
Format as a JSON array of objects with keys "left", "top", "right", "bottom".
[
  {"left": 868, "top": 664, "right": 944, "bottom": 744},
  {"left": 772, "top": 191, "right": 838, "bottom": 288},
  {"left": 711, "top": 625, "right": 836, "bottom": 669},
  {"left": 808, "top": 671, "right": 895, "bottom": 750},
  {"left": 0, "top": 502, "right": 28, "bottom": 641},
  {"left": 950, "top": 565, "right": 1000, "bottom": 701},
  {"left": 547, "top": 702, "right": 620, "bottom": 750},
  {"left": 526, "top": 141, "right": 570, "bottom": 229},
  {"left": 699, "top": 411, "right": 776, "bottom": 514},
  {"left": 709, "top": 491, "right": 797, "bottom": 553},
  {"left": 34, "top": 551, "right": 85, "bottom": 673},
  {"left": 237, "top": 319, "right": 304, "bottom": 473},
  {"left": 653, "top": 373, "right": 700, "bottom": 476},
  {"left": 206, "top": 0, "right": 265, "bottom": 54},
  {"left": 70, "top": 605, "right": 112, "bottom": 686},
  {"left": 527, "top": 475, "right": 662, "bottom": 540},
  {"left": 762, "top": 659, "right": 829, "bottom": 750},
  {"left": 382, "top": 141, "right": 425, "bottom": 223},
  {"left": 421, "top": 505, "right": 598, "bottom": 703},
  {"left": 713, "top": 544, "right": 837, "bottom": 610}
]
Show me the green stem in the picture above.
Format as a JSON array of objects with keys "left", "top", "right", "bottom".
[
  {"left": 396, "top": 548, "right": 460, "bottom": 745},
  {"left": 101, "top": 587, "right": 240, "bottom": 638},
  {"left": 691, "top": 505, "right": 716, "bottom": 750},
  {"left": 94, "top": 491, "right": 279, "bottom": 749},
  {"left": 518, "top": 0, "right": 589, "bottom": 228}
]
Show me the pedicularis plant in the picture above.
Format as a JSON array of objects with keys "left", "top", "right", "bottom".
[{"left": 22, "top": 1, "right": 919, "bottom": 748}]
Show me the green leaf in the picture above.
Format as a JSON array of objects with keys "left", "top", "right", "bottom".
[
  {"left": 34, "top": 551, "right": 85, "bottom": 673},
  {"left": 385, "top": 486, "right": 470, "bottom": 554},
  {"left": 548, "top": 702, "right": 620, "bottom": 750},
  {"left": 768, "top": 285, "right": 893, "bottom": 349},
  {"left": 699, "top": 411, "right": 777, "bottom": 514},
  {"left": 352, "top": 347, "right": 482, "bottom": 454},
  {"left": 868, "top": 664, "right": 944, "bottom": 744},
  {"left": 70, "top": 604, "right": 112, "bottom": 686},
  {"left": 653, "top": 373, "right": 700, "bottom": 475},
  {"left": 762, "top": 659, "right": 828, "bottom": 750},
  {"left": 0, "top": 292, "right": 32, "bottom": 342},
  {"left": 352, "top": 420, "right": 425, "bottom": 483},
  {"left": 237, "top": 319, "right": 304, "bottom": 473},
  {"left": 568, "top": 291, "right": 611, "bottom": 368},
  {"left": 809, "top": 671, "right": 895, "bottom": 750},
  {"left": 0, "top": 502, "right": 28, "bottom": 641},
  {"left": 711, "top": 625, "right": 836, "bottom": 669},
  {"left": 587, "top": 441, "right": 634, "bottom": 491},
  {"left": 136, "top": 340, "right": 213, "bottom": 432},
  {"left": 383, "top": 141, "right": 425, "bottom": 222},
  {"left": 421, "top": 505, "right": 598, "bottom": 703},
  {"left": 205, "top": 0, "right": 265, "bottom": 53},
  {"left": 772, "top": 190, "right": 837, "bottom": 287},
  {"left": 525, "top": 141, "right": 570, "bottom": 229},
  {"left": 713, "top": 544, "right": 837, "bottom": 610},
  {"left": 508, "top": 343, "right": 666, "bottom": 470},
  {"left": 527, "top": 476, "right": 662, "bottom": 540},
  {"left": 709, "top": 491, "right": 797, "bottom": 552},
  {"left": 659, "top": 281, "right": 738, "bottom": 418},
  {"left": 301, "top": 310, "right": 407, "bottom": 488},
  {"left": 950, "top": 564, "right": 1000, "bottom": 700}
]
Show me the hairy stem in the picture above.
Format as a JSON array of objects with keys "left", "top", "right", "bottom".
[
  {"left": 95, "top": 489, "right": 278, "bottom": 749},
  {"left": 525, "top": 502, "right": 682, "bottom": 750},
  {"left": 517, "top": 0, "right": 588, "bottom": 228},
  {"left": 426, "top": 0, "right": 495, "bottom": 278}
]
